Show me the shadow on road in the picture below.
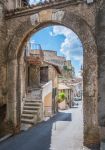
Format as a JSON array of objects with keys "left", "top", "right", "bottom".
[
  {"left": 84, "top": 144, "right": 100, "bottom": 150},
  {"left": 71, "top": 106, "right": 78, "bottom": 108},
  {"left": 0, "top": 112, "right": 72, "bottom": 150}
]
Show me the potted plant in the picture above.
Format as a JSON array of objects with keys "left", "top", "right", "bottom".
[{"left": 57, "top": 92, "right": 67, "bottom": 110}]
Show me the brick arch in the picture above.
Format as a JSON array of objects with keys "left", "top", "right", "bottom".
[{"left": 7, "top": 10, "right": 99, "bottom": 146}]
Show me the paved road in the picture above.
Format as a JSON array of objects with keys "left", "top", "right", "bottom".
[{"left": 0, "top": 102, "right": 84, "bottom": 150}]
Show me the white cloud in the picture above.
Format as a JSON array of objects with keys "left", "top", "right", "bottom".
[
  {"left": 49, "top": 31, "right": 53, "bottom": 36},
  {"left": 50, "top": 26, "right": 83, "bottom": 64},
  {"left": 29, "top": 0, "right": 45, "bottom": 4},
  {"left": 50, "top": 26, "right": 83, "bottom": 77},
  {"left": 50, "top": 26, "right": 73, "bottom": 37},
  {"left": 29, "top": 0, "right": 35, "bottom": 4},
  {"left": 76, "top": 71, "right": 82, "bottom": 78},
  {"left": 74, "top": 56, "right": 83, "bottom": 64}
]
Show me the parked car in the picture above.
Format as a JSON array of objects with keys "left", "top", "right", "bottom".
[
  {"left": 72, "top": 101, "right": 78, "bottom": 106},
  {"left": 74, "top": 97, "right": 81, "bottom": 101}
]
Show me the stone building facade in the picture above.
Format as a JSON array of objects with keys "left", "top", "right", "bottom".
[
  {"left": 0, "top": 0, "right": 105, "bottom": 148},
  {"left": 25, "top": 50, "right": 61, "bottom": 116},
  {"left": 63, "top": 60, "right": 75, "bottom": 79},
  {"left": 43, "top": 50, "right": 66, "bottom": 68},
  {"left": 41, "top": 50, "right": 75, "bottom": 79},
  {"left": 58, "top": 83, "right": 73, "bottom": 108},
  {"left": 4, "top": 0, "right": 29, "bottom": 10},
  {"left": 30, "top": 48, "right": 75, "bottom": 79}
]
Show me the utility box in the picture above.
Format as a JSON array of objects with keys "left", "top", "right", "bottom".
[{"left": 87, "top": 0, "right": 94, "bottom": 4}]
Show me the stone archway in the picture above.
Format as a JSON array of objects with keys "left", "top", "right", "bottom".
[
  {"left": 96, "top": 2, "right": 105, "bottom": 144},
  {"left": 7, "top": 9, "right": 99, "bottom": 146}
]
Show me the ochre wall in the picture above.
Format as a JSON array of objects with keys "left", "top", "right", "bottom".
[{"left": 44, "top": 93, "right": 52, "bottom": 116}]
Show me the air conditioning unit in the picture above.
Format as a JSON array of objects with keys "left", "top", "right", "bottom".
[{"left": 87, "top": 0, "right": 93, "bottom": 4}]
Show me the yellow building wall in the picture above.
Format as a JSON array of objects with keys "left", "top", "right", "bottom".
[
  {"left": 44, "top": 93, "right": 52, "bottom": 116},
  {"left": 48, "top": 65, "right": 58, "bottom": 89}
]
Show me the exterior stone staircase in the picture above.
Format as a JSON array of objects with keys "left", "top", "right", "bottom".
[{"left": 21, "top": 89, "right": 43, "bottom": 130}]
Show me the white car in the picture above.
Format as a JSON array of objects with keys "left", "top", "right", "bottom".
[{"left": 74, "top": 97, "right": 81, "bottom": 101}]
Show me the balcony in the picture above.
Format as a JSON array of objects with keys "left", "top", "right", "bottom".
[
  {"left": 25, "top": 42, "right": 44, "bottom": 65},
  {"left": 25, "top": 50, "right": 44, "bottom": 65}
]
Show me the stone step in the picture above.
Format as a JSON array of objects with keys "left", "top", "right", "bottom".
[
  {"left": 26, "top": 95, "right": 41, "bottom": 98},
  {"left": 23, "top": 106, "right": 40, "bottom": 110},
  {"left": 25, "top": 102, "right": 42, "bottom": 105},
  {"left": 23, "top": 110, "right": 37, "bottom": 114},
  {"left": 24, "top": 103, "right": 41, "bottom": 107},
  {"left": 29, "top": 93, "right": 41, "bottom": 95},
  {"left": 25, "top": 102, "right": 41, "bottom": 106},
  {"left": 27, "top": 88, "right": 41, "bottom": 91},
  {"left": 25, "top": 100, "right": 41, "bottom": 103},
  {"left": 21, "top": 118, "right": 34, "bottom": 124},
  {"left": 27, "top": 92, "right": 41, "bottom": 95},
  {"left": 26, "top": 93, "right": 42, "bottom": 98},
  {"left": 21, "top": 114, "right": 34, "bottom": 119},
  {"left": 21, "top": 93, "right": 42, "bottom": 126},
  {"left": 25, "top": 98, "right": 41, "bottom": 101}
]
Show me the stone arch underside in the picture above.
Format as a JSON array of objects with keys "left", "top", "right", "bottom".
[{"left": 7, "top": 9, "right": 99, "bottom": 146}]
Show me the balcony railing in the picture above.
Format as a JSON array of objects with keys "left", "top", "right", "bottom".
[
  {"left": 25, "top": 53, "right": 44, "bottom": 65},
  {"left": 25, "top": 42, "right": 44, "bottom": 65}
]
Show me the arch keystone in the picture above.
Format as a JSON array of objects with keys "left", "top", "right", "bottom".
[{"left": 39, "top": 9, "right": 52, "bottom": 22}]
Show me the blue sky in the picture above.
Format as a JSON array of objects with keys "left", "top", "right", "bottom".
[
  {"left": 29, "top": 0, "right": 45, "bottom": 4},
  {"left": 29, "top": 25, "right": 83, "bottom": 77}
]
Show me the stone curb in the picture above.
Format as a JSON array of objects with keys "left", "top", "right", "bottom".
[{"left": 0, "top": 134, "right": 13, "bottom": 143}]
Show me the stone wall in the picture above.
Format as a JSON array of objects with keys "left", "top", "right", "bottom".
[
  {"left": 28, "top": 65, "right": 40, "bottom": 88},
  {"left": 0, "top": 0, "right": 101, "bottom": 146},
  {"left": 0, "top": 2, "right": 7, "bottom": 106},
  {"left": 18, "top": 55, "right": 27, "bottom": 104},
  {"left": 4, "top": 0, "right": 22, "bottom": 10},
  {"left": 96, "top": 1, "right": 105, "bottom": 143}
]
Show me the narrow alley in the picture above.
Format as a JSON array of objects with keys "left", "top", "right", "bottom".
[{"left": 0, "top": 102, "right": 84, "bottom": 150}]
